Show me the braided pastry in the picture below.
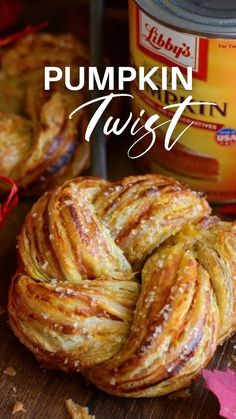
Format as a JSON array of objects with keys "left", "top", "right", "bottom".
[
  {"left": 8, "top": 174, "right": 236, "bottom": 397},
  {"left": 0, "top": 33, "right": 90, "bottom": 195}
]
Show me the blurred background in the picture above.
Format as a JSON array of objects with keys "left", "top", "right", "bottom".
[
  {"left": 0, "top": 0, "right": 129, "bottom": 70},
  {"left": 0, "top": 0, "right": 138, "bottom": 179}
]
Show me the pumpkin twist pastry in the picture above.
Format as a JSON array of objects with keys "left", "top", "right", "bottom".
[
  {"left": 0, "top": 33, "right": 90, "bottom": 195},
  {"left": 10, "top": 174, "right": 236, "bottom": 398}
]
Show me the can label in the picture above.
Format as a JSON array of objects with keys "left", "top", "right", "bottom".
[{"left": 130, "top": 0, "right": 236, "bottom": 202}]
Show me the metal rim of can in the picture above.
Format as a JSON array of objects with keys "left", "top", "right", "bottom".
[{"left": 135, "top": 0, "right": 236, "bottom": 38}]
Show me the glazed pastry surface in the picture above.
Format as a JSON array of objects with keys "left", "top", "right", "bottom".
[
  {"left": 0, "top": 33, "right": 90, "bottom": 195},
  {"left": 8, "top": 174, "right": 236, "bottom": 397}
]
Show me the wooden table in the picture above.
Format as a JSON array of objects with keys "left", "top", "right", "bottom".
[{"left": 0, "top": 136, "right": 236, "bottom": 419}]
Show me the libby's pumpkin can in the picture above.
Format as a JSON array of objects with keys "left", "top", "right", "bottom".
[{"left": 129, "top": 0, "right": 236, "bottom": 203}]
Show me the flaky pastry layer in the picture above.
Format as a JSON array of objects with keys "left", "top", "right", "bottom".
[
  {"left": 0, "top": 33, "right": 90, "bottom": 195},
  {"left": 8, "top": 174, "right": 236, "bottom": 397}
]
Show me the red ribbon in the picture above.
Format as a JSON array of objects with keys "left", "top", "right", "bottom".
[
  {"left": 0, "top": 176, "right": 18, "bottom": 225},
  {"left": 0, "top": 21, "right": 48, "bottom": 47}
]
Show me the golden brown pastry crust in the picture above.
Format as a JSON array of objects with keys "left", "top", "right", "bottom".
[
  {"left": 86, "top": 221, "right": 236, "bottom": 396},
  {"left": 0, "top": 33, "right": 90, "bottom": 195},
  {"left": 9, "top": 174, "right": 236, "bottom": 397}
]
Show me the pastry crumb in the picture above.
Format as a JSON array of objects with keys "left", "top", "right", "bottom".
[
  {"left": 4, "top": 367, "right": 16, "bottom": 376},
  {"left": 12, "top": 401, "right": 26, "bottom": 415},
  {"left": 12, "top": 386, "right": 17, "bottom": 397},
  {"left": 65, "top": 399, "right": 95, "bottom": 419},
  {"left": 168, "top": 389, "right": 191, "bottom": 399}
]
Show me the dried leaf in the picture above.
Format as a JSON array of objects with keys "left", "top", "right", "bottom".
[
  {"left": 65, "top": 399, "right": 95, "bottom": 419},
  {"left": 203, "top": 369, "right": 236, "bottom": 419}
]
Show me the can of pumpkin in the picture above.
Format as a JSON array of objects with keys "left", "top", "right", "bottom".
[{"left": 129, "top": 0, "right": 236, "bottom": 203}]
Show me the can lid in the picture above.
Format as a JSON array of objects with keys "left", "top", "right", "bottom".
[{"left": 136, "top": 0, "right": 236, "bottom": 36}]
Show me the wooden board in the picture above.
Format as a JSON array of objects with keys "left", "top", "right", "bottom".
[{"left": 0, "top": 138, "right": 236, "bottom": 419}]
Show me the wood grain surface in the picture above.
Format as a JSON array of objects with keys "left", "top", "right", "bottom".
[{"left": 0, "top": 138, "right": 236, "bottom": 419}]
